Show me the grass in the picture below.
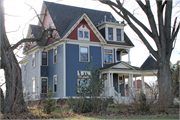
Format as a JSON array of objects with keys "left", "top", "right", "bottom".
[
  {"left": 52, "top": 114, "right": 179, "bottom": 119},
  {"left": 26, "top": 103, "right": 179, "bottom": 120}
]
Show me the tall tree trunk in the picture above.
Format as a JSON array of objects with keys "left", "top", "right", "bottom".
[
  {"left": 0, "top": 0, "right": 27, "bottom": 113},
  {"left": 157, "top": 57, "right": 173, "bottom": 109}
]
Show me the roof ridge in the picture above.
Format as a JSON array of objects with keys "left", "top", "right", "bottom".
[{"left": 44, "top": 1, "right": 112, "bottom": 13}]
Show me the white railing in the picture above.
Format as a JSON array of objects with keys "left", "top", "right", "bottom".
[{"left": 113, "top": 88, "right": 121, "bottom": 103}]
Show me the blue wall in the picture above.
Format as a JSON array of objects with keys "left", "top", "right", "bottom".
[
  {"left": 41, "top": 44, "right": 64, "bottom": 98},
  {"left": 66, "top": 43, "right": 102, "bottom": 96}
]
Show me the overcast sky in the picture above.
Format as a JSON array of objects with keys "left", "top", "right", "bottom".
[{"left": 1, "top": 0, "right": 180, "bottom": 90}]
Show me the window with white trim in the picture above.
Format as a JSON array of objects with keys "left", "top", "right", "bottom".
[
  {"left": 80, "top": 46, "right": 88, "bottom": 62},
  {"left": 117, "top": 29, "right": 121, "bottom": 41},
  {"left": 24, "top": 64, "right": 26, "bottom": 76},
  {"left": 77, "top": 71, "right": 90, "bottom": 89},
  {"left": 54, "top": 75, "right": 57, "bottom": 93},
  {"left": 108, "top": 28, "right": 113, "bottom": 40},
  {"left": 41, "top": 78, "right": 47, "bottom": 93},
  {"left": 54, "top": 48, "right": 57, "bottom": 63},
  {"left": 104, "top": 49, "right": 113, "bottom": 63},
  {"left": 32, "top": 77, "right": 35, "bottom": 94},
  {"left": 78, "top": 25, "right": 90, "bottom": 41},
  {"left": 32, "top": 54, "right": 35, "bottom": 67},
  {"left": 42, "top": 52, "right": 47, "bottom": 65}
]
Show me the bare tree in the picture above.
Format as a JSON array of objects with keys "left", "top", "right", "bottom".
[
  {"left": 100, "top": 0, "right": 180, "bottom": 107},
  {"left": 0, "top": 0, "right": 56, "bottom": 113}
]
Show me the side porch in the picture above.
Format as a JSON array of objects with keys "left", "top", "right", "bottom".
[{"left": 100, "top": 61, "right": 158, "bottom": 104}]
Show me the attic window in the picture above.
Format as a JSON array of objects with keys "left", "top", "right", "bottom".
[{"left": 78, "top": 25, "right": 90, "bottom": 41}]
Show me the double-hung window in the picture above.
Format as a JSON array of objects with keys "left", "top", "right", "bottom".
[
  {"left": 54, "top": 75, "right": 57, "bottom": 93},
  {"left": 32, "top": 77, "right": 35, "bottom": 94},
  {"left": 42, "top": 52, "right": 47, "bottom": 65},
  {"left": 32, "top": 54, "right": 35, "bottom": 67},
  {"left": 108, "top": 28, "right": 113, "bottom": 40},
  {"left": 117, "top": 29, "right": 121, "bottom": 41},
  {"left": 80, "top": 46, "right": 88, "bottom": 62},
  {"left": 104, "top": 49, "right": 113, "bottom": 63},
  {"left": 41, "top": 78, "right": 47, "bottom": 93},
  {"left": 54, "top": 48, "right": 57, "bottom": 63}
]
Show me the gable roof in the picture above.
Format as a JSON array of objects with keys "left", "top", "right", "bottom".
[
  {"left": 140, "top": 54, "right": 158, "bottom": 70},
  {"left": 44, "top": 1, "right": 116, "bottom": 38},
  {"left": 100, "top": 61, "right": 141, "bottom": 70}
]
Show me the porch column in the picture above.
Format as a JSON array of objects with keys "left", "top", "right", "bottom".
[
  {"left": 127, "top": 50, "right": 131, "bottom": 65},
  {"left": 111, "top": 73, "right": 113, "bottom": 88},
  {"left": 135, "top": 77, "right": 137, "bottom": 89},
  {"left": 107, "top": 72, "right": 111, "bottom": 87},
  {"left": 141, "top": 75, "right": 145, "bottom": 93},
  {"left": 128, "top": 73, "right": 133, "bottom": 96}
]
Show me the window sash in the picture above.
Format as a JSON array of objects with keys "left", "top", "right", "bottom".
[
  {"left": 79, "top": 31, "right": 83, "bottom": 37},
  {"left": 54, "top": 48, "right": 57, "bottom": 63},
  {"left": 117, "top": 29, "right": 121, "bottom": 41},
  {"left": 32, "top": 54, "right": 35, "bottom": 67},
  {"left": 108, "top": 28, "right": 113, "bottom": 40},
  {"left": 84, "top": 31, "right": 89, "bottom": 38},
  {"left": 54, "top": 76, "right": 57, "bottom": 92},
  {"left": 41, "top": 78, "right": 47, "bottom": 93},
  {"left": 104, "top": 49, "right": 113, "bottom": 63},
  {"left": 80, "top": 47, "right": 88, "bottom": 61},
  {"left": 32, "top": 79, "right": 35, "bottom": 94},
  {"left": 42, "top": 52, "right": 47, "bottom": 65}
]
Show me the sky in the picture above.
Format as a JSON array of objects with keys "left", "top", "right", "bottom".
[{"left": 0, "top": 0, "right": 180, "bottom": 90}]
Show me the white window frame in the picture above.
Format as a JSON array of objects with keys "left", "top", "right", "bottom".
[
  {"left": 116, "top": 28, "right": 121, "bottom": 41},
  {"left": 79, "top": 46, "right": 89, "bottom": 62},
  {"left": 24, "top": 64, "right": 26, "bottom": 76},
  {"left": 41, "top": 77, "right": 48, "bottom": 94},
  {"left": 42, "top": 51, "right": 48, "bottom": 66},
  {"left": 53, "top": 47, "right": 57, "bottom": 64},
  {"left": 104, "top": 49, "right": 113, "bottom": 64},
  {"left": 77, "top": 71, "right": 90, "bottom": 87},
  {"left": 78, "top": 25, "right": 90, "bottom": 41},
  {"left": 108, "top": 27, "right": 113, "bottom": 41},
  {"left": 32, "top": 53, "right": 35, "bottom": 68},
  {"left": 32, "top": 76, "right": 35, "bottom": 94},
  {"left": 53, "top": 75, "right": 57, "bottom": 93}
]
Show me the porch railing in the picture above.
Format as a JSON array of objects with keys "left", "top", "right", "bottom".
[{"left": 113, "top": 88, "right": 121, "bottom": 103}]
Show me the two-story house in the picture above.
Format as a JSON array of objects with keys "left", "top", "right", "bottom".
[{"left": 20, "top": 1, "right": 158, "bottom": 103}]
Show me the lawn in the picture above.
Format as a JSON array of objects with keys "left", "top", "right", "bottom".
[{"left": 60, "top": 114, "right": 179, "bottom": 119}]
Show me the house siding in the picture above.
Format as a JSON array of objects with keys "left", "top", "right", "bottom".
[
  {"left": 66, "top": 43, "right": 102, "bottom": 96},
  {"left": 47, "top": 44, "right": 64, "bottom": 98},
  {"left": 22, "top": 51, "right": 40, "bottom": 94}
]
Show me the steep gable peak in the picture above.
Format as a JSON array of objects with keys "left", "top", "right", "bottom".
[{"left": 63, "top": 13, "right": 107, "bottom": 44}]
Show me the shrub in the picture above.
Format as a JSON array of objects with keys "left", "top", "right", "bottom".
[
  {"left": 67, "top": 97, "right": 113, "bottom": 113},
  {"left": 138, "top": 91, "right": 150, "bottom": 112},
  {"left": 43, "top": 88, "right": 56, "bottom": 114}
]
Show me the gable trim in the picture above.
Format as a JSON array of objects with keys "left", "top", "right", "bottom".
[{"left": 63, "top": 13, "right": 107, "bottom": 44}]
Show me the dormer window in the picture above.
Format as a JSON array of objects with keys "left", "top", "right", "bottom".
[
  {"left": 117, "top": 29, "right": 121, "bottom": 41},
  {"left": 108, "top": 28, "right": 113, "bottom": 40},
  {"left": 78, "top": 25, "right": 90, "bottom": 41}
]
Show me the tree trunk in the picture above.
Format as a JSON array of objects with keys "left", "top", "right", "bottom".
[
  {"left": 157, "top": 57, "right": 173, "bottom": 110},
  {"left": 0, "top": 0, "right": 27, "bottom": 113}
]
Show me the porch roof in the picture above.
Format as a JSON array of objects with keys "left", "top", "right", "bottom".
[{"left": 100, "top": 61, "right": 141, "bottom": 70}]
